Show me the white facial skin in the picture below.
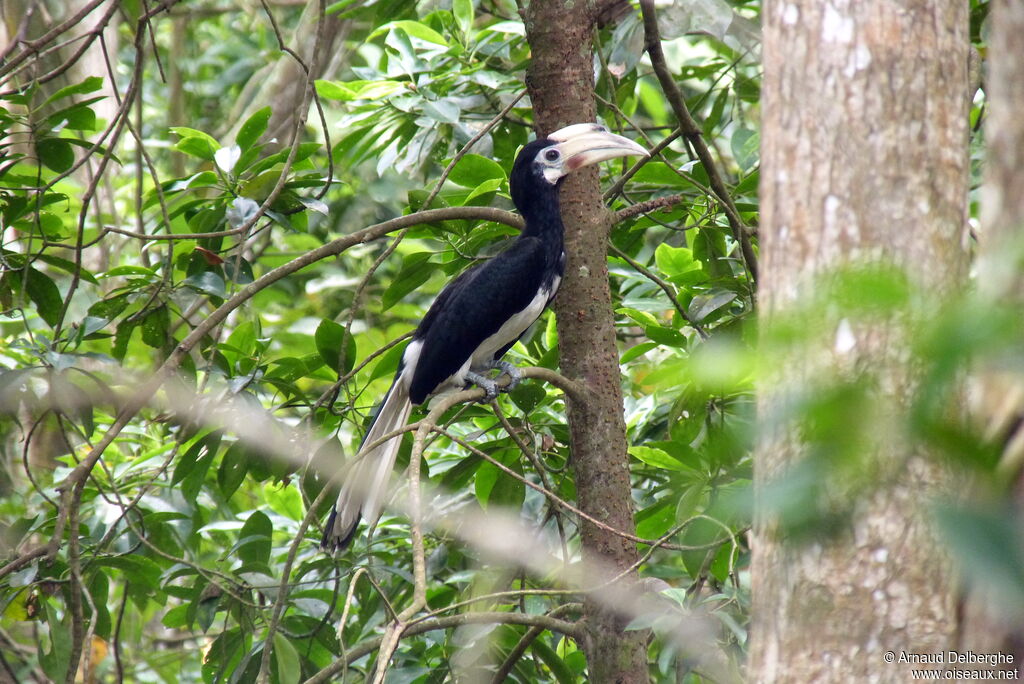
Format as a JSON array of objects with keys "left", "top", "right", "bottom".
[{"left": 534, "top": 125, "right": 650, "bottom": 185}]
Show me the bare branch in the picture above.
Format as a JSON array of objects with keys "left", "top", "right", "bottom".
[{"left": 638, "top": 0, "right": 759, "bottom": 285}]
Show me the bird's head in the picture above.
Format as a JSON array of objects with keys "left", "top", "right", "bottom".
[{"left": 510, "top": 123, "right": 648, "bottom": 209}]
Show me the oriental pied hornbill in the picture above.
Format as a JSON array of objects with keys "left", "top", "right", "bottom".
[{"left": 321, "top": 123, "right": 647, "bottom": 551}]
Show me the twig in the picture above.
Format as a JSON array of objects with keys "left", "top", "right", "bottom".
[
  {"left": 609, "top": 243, "right": 708, "bottom": 339},
  {"left": 420, "top": 90, "right": 527, "bottom": 210},
  {"left": 638, "top": 0, "right": 758, "bottom": 285},
  {"left": 489, "top": 400, "right": 570, "bottom": 560},
  {"left": 613, "top": 192, "right": 687, "bottom": 223},
  {"left": 304, "top": 612, "right": 583, "bottom": 683},
  {"left": 256, "top": 465, "right": 335, "bottom": 684},
  {"left": 490, "top": 603, "right": 582, "bottom": 683},
  {"left": 45, "top": 205, "right": 521, "bottom": 562},
  {"left": 603, "top": 127, "right": 683, "bottom": 201},
  {"left": 0, "top": 0, "right": 110, "bottom": 81}
]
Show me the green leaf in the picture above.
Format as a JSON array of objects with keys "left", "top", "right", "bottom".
[
  {"left": 140, "top": 305, "right": 170, "bottom": 348},
  {"left": 202, "top": 629, "right": 245, "bottom": 682},
  {"left": 162, "top": 604, "right": 189, "bottom": 629},
  {"left": 39, "top": 602, "right": 72, "bottom": 683},
  {"left": 655, "top": 243, "right": 704, "bottom": 285},
  {"left": 315, "top": 319, "right": 357, "bottom": 376},
  {"left": 448, "top": 154, "right": 505, "bottom": 188},
  {"left": 629, "top": 445, "right": 686, "bottom": 470},
  {"left": 87, "top": 569, "right": 111, "bottom": 638},
  {"left": 184, "top": 270, "right": 227, "bottom": 298},
  {"left": 41, "top": 76, "right": 103, "bottom": 107},
  {"left": 62, "top": 137, "right": 121, "bottom": 164},
  {"left": 510, "top": 381, "right": 545, "bottom": 413},
  {"left": 530, "top": 637, "right": 576, "bottom": 684},
  {"left": 935, "top": 504, "right": 1024, "bottom": 610},
  {"left": 453, "top": 0, "right": 474, "bottom": 34},
  {"left": 475, "top": 461, "right": 499, "bottom": 507},
  {"left": 223, "top": 256, "right": 254, "bottom": 285},
  {"left": 619, "top": 308, "right": 688, "bottom": 347},
  {"left": 44, "top": 97, "right": 104, "bottom": 131},
  {"left": 173, "top": 431, "right": 222, "bottom": 503},
  {"left": 369, "top": 341, "right": 406, "bottom": 382},
  {"left": 464, "top": 177, "right": 504, "bottom": 203},
  {"left": 382, "top": 253, "right": 437, "bottom": 311},
  {"left": 326, "top": 0, "right": 361, "bottom": 15},
  {"left": 18, "top": 267, "right": 63, "bottom": 327},
  {"left": 237, "top": 510, "right": 272, "bottom": 566},
  {"left": 636, "top": 499, "right": 675, "bottom": 539},
  {"left": 731, "top": 127, "right": 759, "bottom": 172},
  {"left": 475, "top": 450, "right": 524, "bottom": 510},
  {"left": 377, "top": 20, "right": 449, "bottom": 46},
  {"left": 1, "top": 269, "right": 51, "bottom": 324},
  {"left": 422, "top": 99, "right": 461, "bottom": 124},
  {"left": 98, "top": 555, "right": 163, "bottom": 589},
  {"left": 675, "top": 483, "right": 705, "bottom": 524},
  {"left": 688, "top": 289, "right": 737, "bottom": 323},
  {"left": 218, "top": 442, "right": 251, "bottom": 498},
  {"left": 33, "top": 254, "right": 98, "bottom": 284},
  {"left": 225, "top": 321, "right": 258, "bottom": 358},
  {"left": 172, "top": 127, "right": 219, "bottom": 161},
  {"left": 621, "top": 341, "right": 658, "bottom": 364},
  {"left": 102, "top": 265, "right": 158, "bottom": 278},
  {"left": 36, "top": 138, "right": 75, "bottom": 173},
  {"left": 112, "top": 318, "right": 138, "bottom": 360},
  {"left": 236, "top": 106, "right": 272, "bottom": 153},
  {"left": 273, "top": 633, "right": 301, "bottom": 684},
  {"left": 314, "top": 79, "right": 405, "bottom": 102},
  {"left": 680, "top": 516, "right": 729, "bottom": 578}
]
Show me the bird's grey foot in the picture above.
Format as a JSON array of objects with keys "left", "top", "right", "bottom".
[
  {"left": 465, "top": 370, "right": 499, "bottom": 402},
  {"left": 487, "top": 359, "right": 521, "bottom": 392}
]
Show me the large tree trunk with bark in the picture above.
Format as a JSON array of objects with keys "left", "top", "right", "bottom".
[
  {"left": 751, "top": 0, "right": 969, "bottom": 680},
  {"left": 521, "top": 2, "right": 648, "bottom": 681}
]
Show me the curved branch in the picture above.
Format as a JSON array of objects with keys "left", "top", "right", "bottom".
[
  {"left": 304, "top": 612, "right": 582, "bottom": 684},
  {"left": 491, "top": 603, "right": 582, "bottom": 684},
  {"left": 638, "top": 0, "right": 758, "bottom": 284},
  {"left": 48, "top": 205, "right": 523, "bottom": 561}
]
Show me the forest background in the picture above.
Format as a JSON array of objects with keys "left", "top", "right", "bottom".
[{"left": 1, "top": 0, "right": 1021, "bottom": 682}]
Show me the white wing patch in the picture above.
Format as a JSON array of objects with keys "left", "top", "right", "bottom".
[
  {"left": 470, "top": 286, "right": 551, "bottom": 369},
  {"left": 398, "top": 339, "right": 424, "bottom": 388}
]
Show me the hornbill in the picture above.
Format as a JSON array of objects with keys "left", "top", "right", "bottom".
[{"left": 321, "top": 123, "right": 647, "bottom": 551}]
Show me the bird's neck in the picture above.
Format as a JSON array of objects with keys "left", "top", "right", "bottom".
[{"left": 518, "top": 190, "right": 564, "bottom": 254}]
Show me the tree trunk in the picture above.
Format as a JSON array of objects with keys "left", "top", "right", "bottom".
[
  {"left": 521, "top": 2, "right": 648, "bottom": 681},
  {"left": 751, "top": 0, "right": 969, "bottom": 681},
  {"left": 961, "top": 0, "right": 1024, "bottom": 667}
]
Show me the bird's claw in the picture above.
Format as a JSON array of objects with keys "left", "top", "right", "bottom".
[
  {"left": 487, "top": 360, "right": 521, "bottom": 392},
  {"left": 465, "top": 371, "right": 499, "bottom": 403}
]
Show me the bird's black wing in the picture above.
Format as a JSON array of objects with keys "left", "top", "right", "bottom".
[{"left": 407, "top": 236, "right": 554, "bottom": 404}]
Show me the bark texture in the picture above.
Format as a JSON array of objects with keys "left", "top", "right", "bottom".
[
  {"left": 521, "top": 2, "right": 648, "bottom": 681},
  {"left": 751, "top": 1, "right": 970, "bottom": 681},
  {"left": 961, "top": 0, "right": 1024, "bottom": 665}
]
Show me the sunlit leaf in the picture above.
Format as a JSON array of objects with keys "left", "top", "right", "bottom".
[{"left": 236, "top": 106, "right": 272, "bottom": 153}]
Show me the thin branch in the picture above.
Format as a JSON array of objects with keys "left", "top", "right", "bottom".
[
  {"left": 304, "top": 612, "right": 582, "bottom": 683},
  {"left": 609, "top": 243, "right": 708, "bottom": 339},
  {"left": 491, "top": 603, "right": 582, "bottom": 683},
  {"left": 0, "top": 0, "right": 110, "bottom": 81},
  {"left": 613, "top": 192, "right": 687, "bottom": 223},
  {"left": 420, "top": 90, "right": 527, "bottom": 210},
  {"left": 638, "top": 0, "right": 758, "bottom": 285},
  {"left": 602, "top": 125, "right": 683, "bottom": 202}
]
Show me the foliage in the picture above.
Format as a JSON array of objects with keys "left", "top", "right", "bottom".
[{"left": 0, "top": 0, "right": 1013, "bottom": 682}]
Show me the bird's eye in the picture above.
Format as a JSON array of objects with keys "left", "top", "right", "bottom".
[{"left": 544, "top": 149, "right": 560, "bottom": 162}]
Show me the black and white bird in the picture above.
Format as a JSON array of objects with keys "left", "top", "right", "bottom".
[{"left": 321, "top": 123, "right": 647, "bottom": 551}]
